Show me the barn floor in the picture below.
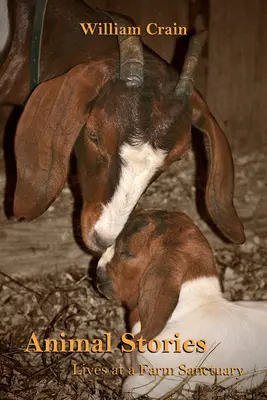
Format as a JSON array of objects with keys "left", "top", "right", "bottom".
[{"left": 0, "top": 145, "right": 267, "bottom": 399}]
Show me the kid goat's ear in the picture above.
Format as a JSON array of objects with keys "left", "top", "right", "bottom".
[
  {"left": 137, "top": 255, "right": 184, "bottom": 342},
  {"left": 135, "top": 215, "right": 216, "bottom": 342}
]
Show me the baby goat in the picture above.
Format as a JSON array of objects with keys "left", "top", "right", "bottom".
[{"left": 97, "top": 210, "right": 267, "bottom": 399}]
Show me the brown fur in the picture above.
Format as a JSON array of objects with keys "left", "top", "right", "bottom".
[
  {"left": 191, "top": 90, "right": 245, "bottom": 244},
  {"left": 99, "top": 209, "right": 217, "bottom": 341},
  {"left": 13, "top": 60, "right": 113, "bottom": 220},
  {"left": 0, "top": 0, "right": 118, "bottom": 105}
]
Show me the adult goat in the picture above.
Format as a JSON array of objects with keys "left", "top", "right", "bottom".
[{"left": 0, "top": 0, "right": 245, "bottom": 252}]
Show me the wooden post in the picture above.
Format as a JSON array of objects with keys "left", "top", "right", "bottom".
[
  {"left": 188, "top": 0, "right": 209, "bottom": 95},
  {"left": 207, "top": 0, "right": 267, "bottom": 152}
]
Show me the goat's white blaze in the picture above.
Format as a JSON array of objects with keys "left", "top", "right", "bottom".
[
  {"left": 97, "top": 244, "right": 115, "bottom": 271},
  {"left": 94, "top": 142, "right": 166, "bottom": 246},
  {"left": 0, "top": 0, "right": 9, "bottom": 54}
]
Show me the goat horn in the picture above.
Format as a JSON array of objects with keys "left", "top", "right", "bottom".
[
  {"left": 102, "top": 11, "right": 144, "bottom": 87},
  {"left": 175, "top": 31, "right": 207, "bottom": 97}
]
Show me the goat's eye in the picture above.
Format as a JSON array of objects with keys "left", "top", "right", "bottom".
[
  {"left": 87, "top": 130, "right": 98, "bottom": 144},
  {"left": 118, "top": 251, "right": 136, "bottom": 259}
]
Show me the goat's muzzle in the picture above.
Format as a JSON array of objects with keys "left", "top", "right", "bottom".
[
  {"left": 96, "top": 268, "right": 114, "bottom": 299},
  {"left": 91, "top": 231, "right": 113, "bottom": 253},
  {"left": 82, "top": 228, "right": 113, "bottom": 255}
]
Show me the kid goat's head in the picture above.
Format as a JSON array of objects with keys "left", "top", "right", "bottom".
[
  {"left": 96, "top": 209, "right": 218, "bottom": 341},
  {"left": 13, "top": 12, "right": 245, "bottom": 253}
]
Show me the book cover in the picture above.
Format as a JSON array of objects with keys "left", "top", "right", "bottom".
[{"left": 0, "top": 1, "right": 266, "bottom": 399}]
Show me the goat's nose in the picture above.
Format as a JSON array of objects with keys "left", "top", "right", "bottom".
[
  {"left": 91, "top": 231, "right": 113, "bottom": 253},
  {"left": 96, "top": 268, "right": 114, "bottom": 299}
]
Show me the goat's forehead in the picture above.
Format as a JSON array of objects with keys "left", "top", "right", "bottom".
[
  {"left": 88, "top": 79, "right": 184, "bottom": 152},
  {"left": 96, "top": 78, "right": 170, "bottom": 119},
  {"left": 120, "top": 216, "right": 151, "bottom": 241},
  {"left": 120, "top": 210, "right": 170, "bottom": 240},
  {"left": 97, "top": 212, "right": 172, "bottom": 269},
  {"left": 149, "top": 210, "right": 172, "bottom": 235}
]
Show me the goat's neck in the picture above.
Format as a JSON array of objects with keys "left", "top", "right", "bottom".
[
  {"left": 169, "top": 276, "right": 224, "bottom": 322},
  {"left": 130, "top": 276, "right": 223, "bottom": 336}
]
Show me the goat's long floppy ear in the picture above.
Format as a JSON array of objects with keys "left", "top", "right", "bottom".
[
  {"left": 191, "top": 89, "right": 245, "bottom": 244},
  {"left": 14, "top": 63, "right": 109, "bottom": 220},
  {"left": 136, "top": 255, "right": 183, "bottom": 342},
  {"left": 135, "top": 213, "right": 217, "bottom": 342}
]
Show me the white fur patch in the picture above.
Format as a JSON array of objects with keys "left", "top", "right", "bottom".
[
  {"left": 0, "top": 1, "right": 9, "bottom": 54},
  {"left": 123, "top": 276, "right": 267, "bottom": 397},
  {"left": 169, "top": 277, "right": 222, "bottom": 320},
  {"left": 97, "top": 244, "right": 115, "bottom": 270},
  {"left": 93, "top": 143, "right": 166, "bottom": 246}
]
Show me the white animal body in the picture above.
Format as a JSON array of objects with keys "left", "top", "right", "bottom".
[{"left": 123, "top": 278, "right": 267, "bottom": 399}]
